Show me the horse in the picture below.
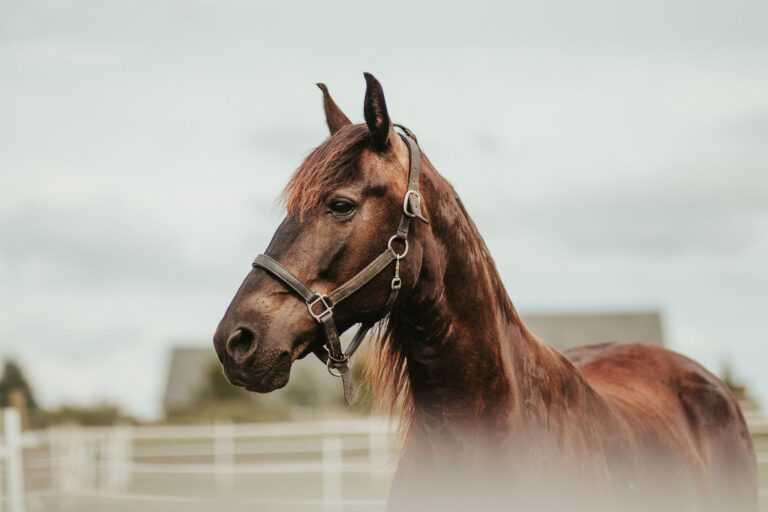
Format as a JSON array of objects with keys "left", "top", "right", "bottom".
[{"left": 213, "top": 73, "right": 757, "bottom": 511}]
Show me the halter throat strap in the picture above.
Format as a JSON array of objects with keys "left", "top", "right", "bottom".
[{"left": 251, "top": 129, "right": 424, "bottom": 404}]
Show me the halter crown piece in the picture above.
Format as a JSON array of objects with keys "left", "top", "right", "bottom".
[{"left": 252, "top": 126, "right": 426, "bottom": 404}]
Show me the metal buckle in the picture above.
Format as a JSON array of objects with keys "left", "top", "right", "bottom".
[
  {"left": 403, "top": 190, "right": 422, "bottom": 218},
  {"left": 326, "top": 352, "right": 349, "bottom": 377},
  {"left": 391, "top": 277, "right": 402, "bottom": 290},
  {"left": 387, "top": 234, "right": 409, "bottom": 259},
  {"left": 307, "top": 295, "right": 334, "bottom": 322}
]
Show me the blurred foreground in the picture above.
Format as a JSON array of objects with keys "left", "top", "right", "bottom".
[{"left": 1, "top": 409, "right": 767, "bottom": 512}]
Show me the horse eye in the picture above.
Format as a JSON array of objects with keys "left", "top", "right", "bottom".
[{"left": 328, "top": 199, "right": 356, "bottom": 216}]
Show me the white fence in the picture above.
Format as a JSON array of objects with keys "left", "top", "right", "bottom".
[
  {"left": 0, "top": 409, "right": 397, "bottom": 512},
  {"left": 1, "top": 409, "right": 767, "bottom": 512}
]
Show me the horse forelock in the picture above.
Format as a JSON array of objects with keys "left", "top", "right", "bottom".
[{"left": 282, "top": 124, "right": 370, "bottom": 219}]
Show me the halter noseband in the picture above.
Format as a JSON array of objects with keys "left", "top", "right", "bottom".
[{"left": 252, "top": 126, "right": 426, "bottom": 404}]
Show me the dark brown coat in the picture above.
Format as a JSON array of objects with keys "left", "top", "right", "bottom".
[{"left": 213, "top": 74, "right": 757, "bottom": 512}]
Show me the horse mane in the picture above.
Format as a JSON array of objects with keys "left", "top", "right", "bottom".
[
  {"left": 283, "top": 124, "right": 370, "bottom": 218},
  {"left": 281, "top": 124, "right": 535, "bottom": 423},
  {"left": 365, "top": 155, "right": 535, "bottom": 424},
  {"left": 366, "top": 318, "right": 414, "bottom": 425},
  {"left": 450, "top": 191, "right": 521, "bottom": 325}
]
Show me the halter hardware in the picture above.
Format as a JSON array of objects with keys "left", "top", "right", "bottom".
[
  {"left": 387, "top": 234, "right": 409, "bottom": 260},
  {"left": 327, "top": 362, "right": 347, "bottom": 378},
  {"left": 307, "top": 295, "right": 334, "bottom": 322},
  {"left": 403, "top": 190, "right": 422, "bottom": 218},
  {"left": 251, "top": 127, "right": 424, "bottom": 404}
]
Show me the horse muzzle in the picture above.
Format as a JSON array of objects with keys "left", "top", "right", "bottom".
[{"left": 214, "top": 322, "right": 318, "bottom": 393}]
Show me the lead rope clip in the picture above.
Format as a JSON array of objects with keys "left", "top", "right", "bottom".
[{"left": 391, "top": 258, "right": 402, "bottom": 290}]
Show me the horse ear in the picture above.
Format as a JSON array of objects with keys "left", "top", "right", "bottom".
[
  {"left": 363, "top": 72, "right": 392, "bottom": 150},
  {"left": 316, "top": 83, "right": 351, "bottom": 135}
]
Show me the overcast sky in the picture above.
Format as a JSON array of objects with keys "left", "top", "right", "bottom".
[{"left": 2, "top": 0, "right": 767, "bottom": 419}]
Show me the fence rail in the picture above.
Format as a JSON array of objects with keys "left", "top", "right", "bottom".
[
  {"left": 0, "top": 409, "right": 397, "bottom": 512},
  {"left": 1, "top": 408, "right": 767, "bottom": 512}
]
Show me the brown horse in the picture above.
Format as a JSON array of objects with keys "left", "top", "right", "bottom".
[{"left": 213, "top": 74, "right": 757, "bottom": 511}]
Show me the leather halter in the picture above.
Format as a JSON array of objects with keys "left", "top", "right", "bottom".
[{"left": 252, "top": 126, "right": 426, "bottom": 404}]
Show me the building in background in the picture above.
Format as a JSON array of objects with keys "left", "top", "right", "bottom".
[
  {"left": 163, "top": 347, "right": 223, "bottom": 415},
  {"left": 523, "top": 310, "right": 664, "bottom": 350}
]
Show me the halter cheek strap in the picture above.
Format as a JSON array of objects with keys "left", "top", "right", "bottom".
[{"left": 252, "top": 128, "right": 425, "bottom": 404}]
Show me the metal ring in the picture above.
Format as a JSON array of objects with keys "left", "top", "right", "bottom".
[
  {"left": 387, "top": 235, "right": 409, "bottom": 259},
  {"left": 326, "top": 356, "right": 348, "bottom": 378}
]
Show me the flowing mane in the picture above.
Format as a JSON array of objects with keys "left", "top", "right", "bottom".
[{"left": 367, "top": 150, "right": 536, "bottom": 421}]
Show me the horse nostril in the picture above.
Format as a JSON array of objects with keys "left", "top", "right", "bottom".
[{"left": 225, "top": 327, "right": 257, "bottom": 364}]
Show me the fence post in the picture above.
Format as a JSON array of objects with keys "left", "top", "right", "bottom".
[
  {"left": 3, "top": 408, "right": 26, "bottom": 512},
  {"left": 322, "top": 436, "right": 343, "bottom": 511},
  {"left": 50, "top": 425, "right": 88, "bottom": 492},
  {"left": 48, "top": 427, "right": 66, "bottom": 492},
  {"left": 214, "top": 421, "right": 234, "bottom": 492},
  {"left": 102, "top": 424, "right": 132, "bottom": 492},
  {"left": 368, "top": 417, "right": 389, "bottom": 474}
]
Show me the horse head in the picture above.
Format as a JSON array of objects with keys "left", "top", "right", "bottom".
[{"left": 213, "top": 73, "right": 432, "bottom": 393}]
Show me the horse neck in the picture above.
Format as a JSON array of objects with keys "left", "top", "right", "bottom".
[{"left": 390, "top": 172, "right": 578, "bottom": 436}]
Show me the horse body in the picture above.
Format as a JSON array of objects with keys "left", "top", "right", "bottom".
[
  {"left": 571, "top": 342, "right": 756, "bottom": 509},
  {"left": 213, "top": 73, "right": 757, "bottom": 511},
  {"left": 390, "top": 340, "right": 756, "bottom": 511},
  {"left": 382, "top": 155, "right": 756, "bottom": 510}
]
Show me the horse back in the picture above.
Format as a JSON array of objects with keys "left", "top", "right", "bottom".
[{"left": 564, "top": 342, "right": 757, "bottom": 511}]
